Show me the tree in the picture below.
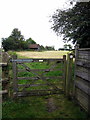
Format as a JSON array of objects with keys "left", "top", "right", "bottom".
[
  {"left": 63, "top": 44, "right": 72, "bottom": 50},
  {"left": 2, "top": 37, "right": 16, "bottom": 51},
  {"left": 26, "top": 38, "right": 36, "bottom": 44},
  {"left": 45, "top": 46, "right": 55, "bottom": 50},
  {"left": 40, "top": 45, "right": 45, "bottom": 51},
  {"left": 50, "top": 2, "right": 90, "bottom": 48},
  {"left": 68, "top": 44, "right": 72, "bottom": 50},
  {"left": 2, "top": 28, "right": 26, "bottom": 51},
  {"left": 63, "top": 44, "right": 68, "bottom": 50}
]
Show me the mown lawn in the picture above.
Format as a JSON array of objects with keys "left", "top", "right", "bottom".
[
  {"left": 2, "top": 51, "right": 88, "bottom": 119},
  {"left": 16, "top": 50, "right": 69, "bottom": 58}
]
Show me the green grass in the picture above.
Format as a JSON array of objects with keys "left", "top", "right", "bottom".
[
  {"left": 3, "top": 95, "right": 88, "bottom": 119},
  {"left": 2, "top": 51, "right": 88, "bottom": 119}
]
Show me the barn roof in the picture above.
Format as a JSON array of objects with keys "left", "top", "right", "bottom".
[{"left": 28, "top": 44, "right": 40, "bottom": 49}]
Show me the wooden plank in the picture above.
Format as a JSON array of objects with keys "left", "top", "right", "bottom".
[
  {"left": 18, "top": 77, "right": 39, "bottom": 80},
  {"left": 17, "top": 76, "right": 63, "bottom": 80},
  {"left": 78, "top": 54, "right": 89, "bottom": 60},
  {"left": 78, "top": 48, "right": 90, "bottom": 51},
  {"left": 0, "top": 90, "right": 8, "bottom": 95},
  {"left": 18, "top": 83, "right": 61, "bottom": 87},
  {"left": 79, "top": 50, "right": 90, "bottom": 54},
  {"left": 76, "top": 70, "right": 89, "bottom": 81},
  {"left": 0, "top": 63, "right": 7, "bottom": 67},
  {"left": 63, "top": 55, "right": 66, "bottom": 92},
  {"left": 0, "top": 78, "right": 8, "bottom": 83},
  {"left": 78, "top": 50, "right": 90, "bottom": 60},
  {"left": 75, "top": 81, "right": 90, "bottom": 95},
  {"left": 75, "top": 87, "right": 89, "bottom": 112},
  {"left": 76, "top": 66, "right": 88, "bottom": 73},
  {"left": 76, "top": 76, "right": 89, "bottom": 86},
  {"left": 12, "top": 55, "right": 18, "bottom": 94},
  {"left": 18, "top": 68, "right": 62, "bottom": 73},
  {"left": 18, "top": 83, "right": 51, "bottom": 87},
  {"left": 18, "top": 89, "right": 62, "bottom": 92},
  {"left": 78, "top": 50, "right": 90, "bottom": 55},
  {"left": 14, "top": 89, "right": 63, "bottom": 97},
  {"left": 78, "top": 52, "right": 90, "bottom": 57},
  {"left": 16, "top": 91, "right": 61, "bottom": 97},
  {"left": 11, "top": 58, "right": 63, "bottom": 63},
  {"left": 76, "top": 59, "right": 90, "bottom": 68}
]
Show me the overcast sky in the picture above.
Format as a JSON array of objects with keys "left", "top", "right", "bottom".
[{"left": 0, "top": 0, "right": 73, "bottom": 49}]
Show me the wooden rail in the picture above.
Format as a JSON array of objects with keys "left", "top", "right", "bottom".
[
  {"left": 14, "top": 89, "right": 64, "bottom": 97},
  {"left": 11, "top": 55, "right": 66, "bottom": 97},
  {"left": 11, "top": 58, "right": 63, "bottom": 63}
]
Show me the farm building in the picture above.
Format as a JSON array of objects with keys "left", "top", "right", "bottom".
[{"left": 28, "top": 44, "right": 40, "bottom": 51}]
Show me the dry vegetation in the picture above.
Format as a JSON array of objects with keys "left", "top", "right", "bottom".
[{"left": 16, "top": 51, "right": 69, "bottom": 58}]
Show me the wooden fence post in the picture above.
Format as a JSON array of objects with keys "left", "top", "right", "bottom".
[
  {"left": 88, "top": 51, "right": 90, "bottom": 116},
  {"left": 1, "top": 52, "right": 10, "bottom": 99},
  {"left": 73, "top": 44, "right": 79, "bottom": 97},
  {"left": 12, "top": 55, "right": 18, "bottom": 97},
  {"left": 0, "top": 50, "right": 2, "bottom": 119},
  {"left": 63, "top": 55, "right": 66, "bottom": 92},
  {"left": 66, "top": 53, "right": 73, "bottom": 97}
]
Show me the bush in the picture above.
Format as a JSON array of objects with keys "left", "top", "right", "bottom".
[{"left": 8, "top": 51, "right": 17, "bottom": 56}]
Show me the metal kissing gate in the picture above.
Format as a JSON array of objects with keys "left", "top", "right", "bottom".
[{"left": 11, "top": 55, "right": 66, "bottom": 97}]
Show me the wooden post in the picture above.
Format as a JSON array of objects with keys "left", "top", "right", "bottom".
[
  {"left": 75, "top": 44, "right": 79, "bottom": 60},
  {"left": 63, "top": 55, "right": 66, "bottom": 92},
  {"left": 66, "top": 53, "right": 73, "bottom": 97},
  {"left": 73, "top": 44, "right": 79, "bottom": 97},
  {"left": 88, "top": 72, "right": 90, "bottom": 116},
  {"left": 1, "top": 52, "right": 10, "bottom": 99},
  {"left": 0, "top": 50, "right": 2, "bottom": 119},
  {"left": 88, "top": 50, "right": 90, "bottom": 115},
  {"left": 12, "top": 55, "right": 18, "bottom": 97},
  {"left": 69, "top": 53, "right": 73, "bottom": 96}
]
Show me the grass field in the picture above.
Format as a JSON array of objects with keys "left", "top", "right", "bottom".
[
  {"left": 16, "top": 51, "right": 69, "bottom": 58},
  {"left": 2, "top": 51, "right": 88, "bottom": 119}
]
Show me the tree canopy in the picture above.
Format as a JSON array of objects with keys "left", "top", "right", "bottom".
[
  {"left": 2, "top": 28, "right": 37, "bottom": 51},
  {"left": 63, "top": 44, "right": 72, "bottom": 50},
  {"left": 50, "top": 2, "right": 90, "bottom": 48},
  {"left": 26, "top": 38, "right": 36, "bottom": 44},
  {"left": 2, "top": 28, "right": 26, "bottom": 51}
]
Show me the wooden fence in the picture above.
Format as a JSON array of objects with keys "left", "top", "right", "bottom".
[
  {"left": 1, "top": 49, "right": 90, "bottom": 115},
  {"left": 74, "top": 46, "right": 90, "bottom": 114},
  {"left": 11, "top": 55, "right": 66, "bottom": 97},
  {"left": 0, "top": 51, "right": 10, "bottom": 98}
]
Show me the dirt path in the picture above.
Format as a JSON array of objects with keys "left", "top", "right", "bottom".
[{"left": 46, "top": 97, "right": 58, "bottom": 112}]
